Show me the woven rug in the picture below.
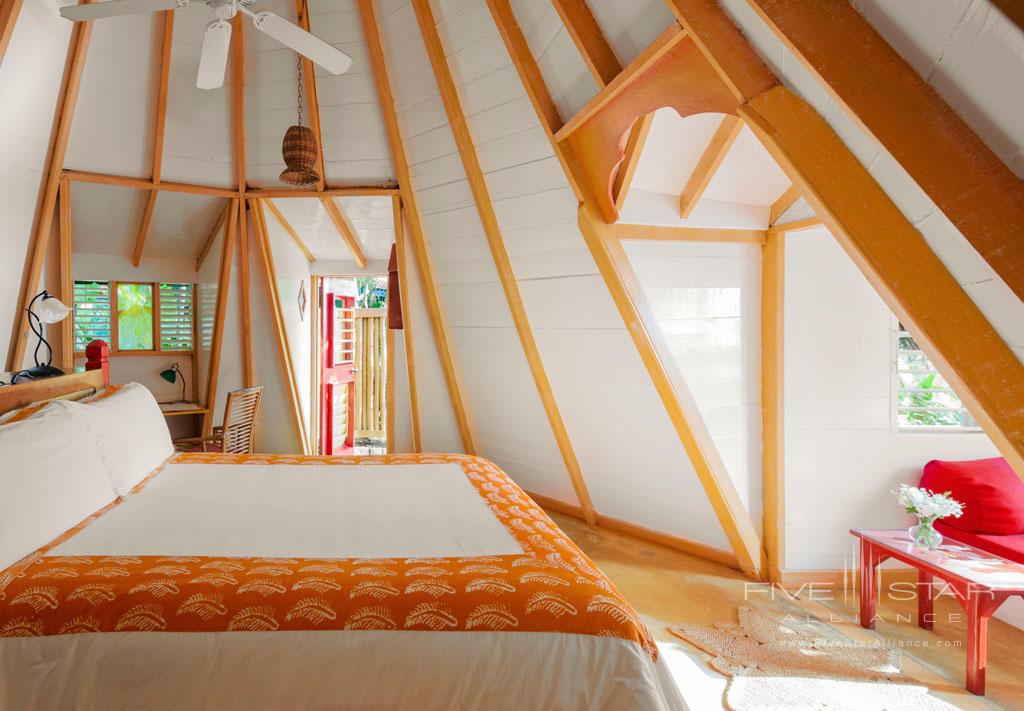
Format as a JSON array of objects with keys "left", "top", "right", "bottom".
[{"left": 669, "top": 607, "right": 957, "bottom": 710}]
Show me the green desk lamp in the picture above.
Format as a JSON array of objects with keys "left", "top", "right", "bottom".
[{"left": 159, "top": 363, "right": 187, "bottom": 403}]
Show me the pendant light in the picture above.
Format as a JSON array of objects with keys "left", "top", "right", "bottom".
[{"left": 280, "top": 54, "right": 320, "bottom": 186}]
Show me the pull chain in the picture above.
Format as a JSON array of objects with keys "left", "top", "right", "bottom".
[{"left": 296, "top": 54, "right": 304, "bottom": 127}]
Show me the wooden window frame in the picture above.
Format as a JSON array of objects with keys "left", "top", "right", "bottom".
[{"left": 73, "top": 279, "right": 196, "bottom": 357}]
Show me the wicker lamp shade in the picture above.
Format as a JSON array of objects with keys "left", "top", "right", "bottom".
[{"left": 280, "top": 124, "right": 320, "bottom": 186}]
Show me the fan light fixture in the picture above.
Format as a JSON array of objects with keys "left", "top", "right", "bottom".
[{"left": 59, "top": 0, "right": 353, "bottom": 91}]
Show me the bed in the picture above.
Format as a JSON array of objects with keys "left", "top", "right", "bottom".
[{"left": 0, "top": 372, "right": 684, "bottom": 710}]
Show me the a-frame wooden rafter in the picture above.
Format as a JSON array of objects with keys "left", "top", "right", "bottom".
[
  {"left": 678, "top": 114, "right": 741, "bottom": 218},
  {"left": 7, "top": 0, "right": 93, "bottom": 371},
  {"left": 486, "top": 0, "right": 766, "bottom": 578},
  {"left": 230, "top": 12, "right": 254, "bottom": 387},
  {"left": 0, "top": 0, "right": 25, "bottom": 68},
  {"left": 410, "top": 0, "right": 599, "bottom": 525},
  {"left": 358, "top": 0, "right": 476, "bottom": 454},
  {"left": 194, "top": 201, "right": 230, "bottom": 272},
  {"left": 131, "top": 10, "right": 173, "bottom": 267},
  {"left": 746, "top": 0, "right": 1024, "bottom": 305}
]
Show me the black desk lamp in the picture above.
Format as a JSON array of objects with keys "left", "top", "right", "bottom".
[{"left": 14, "top": 290, "right": 71, "bottom": 382}]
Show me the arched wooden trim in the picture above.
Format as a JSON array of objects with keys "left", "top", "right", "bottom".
[{"left": 560, "top": 32, "right": 740, "bottom": 222}]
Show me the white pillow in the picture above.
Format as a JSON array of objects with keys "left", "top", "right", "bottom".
[
  {"left": 58, "top": 382, "right": 174, "bottom": 496},
  {"left": 0, "top": 403, "right": 116, "bottom": 572}
]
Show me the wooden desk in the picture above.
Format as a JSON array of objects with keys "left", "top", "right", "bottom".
[
  {"left": 852, "top": 528, "right": 1024, "bottom": 695},
  {"left": 159, "top": 402, "right": 208, "bottom": 417}
]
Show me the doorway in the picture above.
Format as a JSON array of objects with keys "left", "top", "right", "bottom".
[{"left": 315, "top": 275, "right": 389, "bottom": 455}]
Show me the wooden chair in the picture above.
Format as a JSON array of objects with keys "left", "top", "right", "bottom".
[{"left": 174, "top": 386, "right": 263, "bottom": 453}]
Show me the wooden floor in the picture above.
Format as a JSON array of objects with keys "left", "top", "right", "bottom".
[{"left": 547, "top": 510, "right": 1024, "bottom": 710}]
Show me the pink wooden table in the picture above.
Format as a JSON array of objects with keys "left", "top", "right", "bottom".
[{"left": 851, "top": 528, "right": 1024, "bottom": 695}]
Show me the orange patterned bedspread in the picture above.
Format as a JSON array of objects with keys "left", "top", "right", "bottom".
[{"left": 0, "top": 453, "right": 655, "bottom": 659}]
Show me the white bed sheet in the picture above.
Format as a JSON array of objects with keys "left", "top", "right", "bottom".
[{"left": 52, "top": 462, "right": 522, "bottom": 559}]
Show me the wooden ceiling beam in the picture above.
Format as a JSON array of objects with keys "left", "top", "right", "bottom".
[
  {"left": 245, "top": 186, "right": 398, "bottom": 198},
  {"left": 320, "top": 196, "right": 367, "bottom": 268},
  {"left": 550, "top": 0, "right": 619, "bottom": 84},
  {"left": 61, "top": 170, "right": 239, "bottom": 196},
  {"left": 744, "top": 0, "right": 1024, "bottom": 305},
  {"left": 0, "top": 0, "right": 25, "bottom": 68},
  {"left": 249, "top": 198, "right": 310, "bottom": 453},
  {"left": 358, "top": 0, "right": 476, "bottom": 454},
  {"left": 487, "top": 0, "right": 766, "bottom": 577},
  {"left": 767, "top": 215, "right": 822, "bottom": 235},
  {"left": 612, "top": 113, "right": 651, "bottom": 211},
  {"left": 742, "top": 85, "right": 1024, "bottom": 476},
  {"left": 412, "top": 0, "right": 599, "bottom": 526},
  {"left": 678, "top": 114, "right": 741, "bottom": 218},
  {"left": 7, "top": 0, "right": 93, "bottom": 371},
  {"left": 230, "top": 13, "right": 253, "bottom": 387},
  {"left": 615, "top": 223, "right": 766, "bottom": 244},
  {"left": 194, "top": 201, "right": 231, "bottom": 272},
  {"left": 131, "top": 11, "right": 173, "bottom": 267},
  {"left": 201, "top": 198, "right": 238, "bottom": 435},
  {"left": 769, "top": 184, "right": 800, "bottom": 225},
  {"left": 263, "top": 198, "right": 314, "bottom": 262},
  {"left": 392, "top": 196, "right": 421, "bottom": 453},
  {"left": 294, "top": 0, "right": 326, "bottom": 191}
]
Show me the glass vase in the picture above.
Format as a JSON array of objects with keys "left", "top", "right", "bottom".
[{"left": 909, "top": 516, "right": 943, "bottom": 549}]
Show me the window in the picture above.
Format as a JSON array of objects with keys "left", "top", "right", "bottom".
[
  {"left": 73, "top": 280, "right": 112, "bottom": 352},
  {"left": 893, "top": 322, "right": 978, "bottom": 430},
  {"left": 159, "top": 283, "right": 194, "bottom": 351},
  {"left": 73, "top": 280, "right": 195, "bottom": 354}
]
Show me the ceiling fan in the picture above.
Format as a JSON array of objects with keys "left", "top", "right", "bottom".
[{"left": 59, "top": 0, "right": 353, "bottom": 90}]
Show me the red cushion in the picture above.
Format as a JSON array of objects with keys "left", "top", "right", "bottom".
[
  {"left": 921, "top": 458, "right": 1024, "bottom": 535},
  {"left": 934, "top": 520, "right": 1024, "bottom": 565}
]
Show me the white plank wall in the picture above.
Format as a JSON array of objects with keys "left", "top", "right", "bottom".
[
  {"left": 194, "top": 229, "right": 223, "bottom": 406},
  {"left": 379, "top": 0, "right": 576, "bottom": 502},
  {"left": 785, "top": 228, "right": 999, "bottom": 570},
  {"left": 509, "top": 0, "right": 596, "bottom": 120},
  {"left": 378, "top": 0, "right": 730, "bottom": 546},
  {"left": 64, "top": 12, "right": 150, "bottom": 176},
  {"left": 0, "top": 0, "right": 71, "bottom": 368},
  {"left": 715, "top": 0, "right": 1024, "bottom": 367},
  {"left": 161, "top": 3, "right": 233, "bottom": 186},
  {"left": 624, "top": 240, "right": 763, "bottom": 528},
  {"left": 310, "top": 0, "right": 395, "bottom": 184},
  {"left": 582, "top": 0, "right": 676, "bottom": 65}
]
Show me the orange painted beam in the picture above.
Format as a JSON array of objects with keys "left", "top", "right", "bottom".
[
  {"left": 678, "top": 115, "right": 741, "bottom": 218},
  {"left": 742, "top": 85, "right": 1024, "bottom": 476},
  {"left": 746, "top": 0, "right": 1024, "bottom": 304}
]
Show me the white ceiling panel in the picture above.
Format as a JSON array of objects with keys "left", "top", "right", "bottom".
[
  {"left": 64, "top": 7, "right": 153, "bottom": 176},
  {"left": 630, "top": 108, "right": 722, "bottom": 195},
  {"left": 269, "top": 195, "right": 393, "bottom": 262},
  {"left": 702, "top": 125, "right": 790, "bottom": 206}
]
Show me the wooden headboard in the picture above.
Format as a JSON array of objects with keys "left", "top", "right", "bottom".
[
  {"left": 0, "top": 340, "right": 111, "bottom": 416},
  {"left": 0, "top": 370, "right": 107, "bottom": 416}
]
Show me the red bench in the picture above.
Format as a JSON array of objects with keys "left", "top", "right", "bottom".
[{"left": 921, "top": 457, "right": 1024, "bottom": 565}]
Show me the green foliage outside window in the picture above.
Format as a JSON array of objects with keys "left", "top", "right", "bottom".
[{"left": 116, "top": 283, "right": 154, "bottom": 351}]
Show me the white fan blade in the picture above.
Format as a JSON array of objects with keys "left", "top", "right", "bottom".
[
  {"left": 251, "top": 11, "right": 352, "bottom": 75},
  {"left": 60, "top": 0, "right": 186, "bottom": 22},
  {"left": 196, "top": 20, "right": 232, "bottom": 90}
]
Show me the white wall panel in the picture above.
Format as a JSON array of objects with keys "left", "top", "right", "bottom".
[
  {"left": 0, "top": 0, "right": 71, "bottom": 366},
  {"left": 379, "top": 0, "right": 577, "bottom": 503},
  {"left": 785, "top": 228, "right": 999, "bottom": 570},
  {"left": 65, "top": 12, "right": 151, "bottom": 176},
  {"left": 377, "top": 0, "right": 731, "bottom": 547},
  {"left": 508, "top": 0, "right": 595, "bottom": 120},
  {"left": 624, "top": 240, "right": 763, "bottom": 525},
  {"left": 160, "top": 3, "right": 233, "bottom": 186}
]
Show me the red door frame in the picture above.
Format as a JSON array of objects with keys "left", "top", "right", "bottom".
[{"left": 321, "top": 291, "right": 355, "bottom": 454}]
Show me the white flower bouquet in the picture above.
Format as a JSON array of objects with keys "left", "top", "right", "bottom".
[{"left": 895, "top": 484, "right": 964, "bottom": 549}]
